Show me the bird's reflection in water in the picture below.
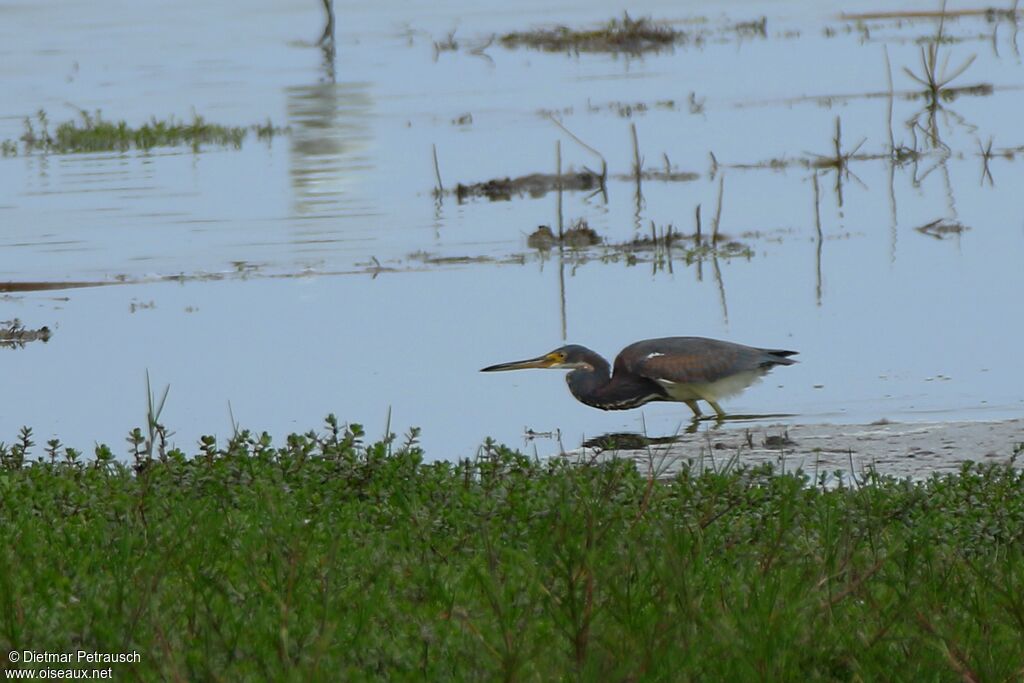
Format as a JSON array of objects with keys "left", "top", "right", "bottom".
[
  {"left": 582, "top": 431, "right": 686, "bottom": 452},
  {"left": 579, "top": 413, "right": 798, "bottom": 452}
]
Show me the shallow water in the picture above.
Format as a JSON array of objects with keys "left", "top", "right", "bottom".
[{"left": 2, "top": 0, "right": 1023, "bottom": 458}]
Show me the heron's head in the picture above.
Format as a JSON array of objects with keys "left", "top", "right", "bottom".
[{"left": 480, "top": 344, "right": 595, "bottom": 372}]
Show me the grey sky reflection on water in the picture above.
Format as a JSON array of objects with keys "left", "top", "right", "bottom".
[{"left": 287, "top": 82, "right": 374, "bottom": 218}]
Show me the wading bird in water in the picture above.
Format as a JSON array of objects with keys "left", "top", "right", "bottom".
[{"left": 481, "top": 337, "right": 797, "bottom": 420}]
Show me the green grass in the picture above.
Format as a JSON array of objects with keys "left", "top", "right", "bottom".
[
  {"left": 2, "top": 418, "right": 1023, "bottom": 680},
  {"left": 2, "top": 109, "right": 286, "bottom": 156}
]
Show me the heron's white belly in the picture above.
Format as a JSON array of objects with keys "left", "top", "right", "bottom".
[{"left": 656, "top": 369, "right": 767, "bottom": 402}]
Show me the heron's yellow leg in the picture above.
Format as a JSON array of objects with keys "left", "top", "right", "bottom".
[
  {"left": 684, "top": 400, "right": 702, "bottom": 417},
  {"left": 707, "top": 400, "right": 727, "bottom": 419}
]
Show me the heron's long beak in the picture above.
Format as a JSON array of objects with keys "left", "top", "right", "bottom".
[{"left": 480, "top": 353, "right": 557, "bottom": 372}]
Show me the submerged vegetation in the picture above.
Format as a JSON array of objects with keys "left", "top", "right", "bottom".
[
  {"left": 526, "top": 220, "right": 754, "bottom": 262},
  {"left": 527, "top": 220, "right": 602, "bottom": 250},
  {"left": 487, "top": 12, "right": 771, "bottom": 57},
  {"left": 1, "top": 109, "right": 286, "bottom": 156},
  {"left": 500, "top": 14, "right": 682, "bottom": 54},
  {"left": 453, "top": 169, "right": 604, "bottom": 202},
  {"left": 2, "top": 418, "right": 1023, "bottom": 679}
]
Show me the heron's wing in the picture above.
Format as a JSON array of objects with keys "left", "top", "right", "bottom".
[{"left": 618, "top": 337, "right": 780, "bottom": 385}]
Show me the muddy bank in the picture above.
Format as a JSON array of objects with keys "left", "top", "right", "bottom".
[{"left": 577, "top": 419, "right": 1023, "bottom": 481}]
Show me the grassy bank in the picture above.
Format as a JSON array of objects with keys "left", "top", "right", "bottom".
[{"left": 2, "top": 419, "right": 1023, "bottom": 680}]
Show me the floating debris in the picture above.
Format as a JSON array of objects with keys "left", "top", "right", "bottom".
[
  {"left": 406, "top": 251, "right": 498, "bottom": 266},
  {"left": 763, "top": 431, "right": 796, "bottom": 448},
  {"left": 732, "top": 17, "right": 768, "bottom": 38},
  {"left": 563, "top": 220, "right": 602, "bottom": 248},
  {"left": 454, "top": 170, "right": 603, "bottom": 202},
  {"left": 932, "top": 83, "right": 993, "bottom": 102},
  {"left": 584, "top": 99, "right": 679, "bottom": 118},
  {"left": 527, "top": 220, "right": 602, "bottom": 251},
  {"left": 527, "top": 220, "right": 752, "bottom": 267},
  {"left": 916, "top": 219, "right": 968, "bottom": 239},
  {"left": 1, "top": 320, "right": 51, "bottom": 349},
  {"left": 527, "top": 226, "right": 557, "bottom": 250},
  {"left": 0, "top": 280, "right": 109, "bottom": 293},
  {"left": 841, "top": 8, "right": 1021, "bottom": 21},
  {"left": 622, "top": 230, "right": 690, "bottom": 251},
  {"left": 500, "top": 14, "right": 681, "bottom": 54},
  {"left": 636, "top": 168, "right": 700, "bottom": 182}
]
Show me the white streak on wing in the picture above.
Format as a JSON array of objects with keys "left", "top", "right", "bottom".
[
  {"left": 645, "top": 352, "right": 665, "bottom": 359},
  {"left": 656, "top": 368, "right": 768, "bottom": 402},
  {"left": 603, "top": 393, "right": 663, "bottom": 410}
]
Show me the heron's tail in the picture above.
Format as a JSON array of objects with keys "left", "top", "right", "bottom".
[{"left": 762, "top": 349, "right": 798, "bottom": 366}]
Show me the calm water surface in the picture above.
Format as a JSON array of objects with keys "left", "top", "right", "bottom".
[{"left": 2, "top": 0, "right": 1023, "bottom": 457}]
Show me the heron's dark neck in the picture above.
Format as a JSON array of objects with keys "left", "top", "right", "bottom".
[
  {"left": 565, "top": 350, "right": 611, "bottom": 406},
  {"left": 565, "top": 350, "right": 665, "bottom": 410}
]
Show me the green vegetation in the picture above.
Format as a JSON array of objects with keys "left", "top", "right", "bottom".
[
  {"left": 2, "top": 418, "right": 1023, "bottom": 680},
  {"left": 501, "top": 14, "right": 682, "bottom": 54},
  {"left": 1, "top": 109, "right": 286, "bottom": 156}
]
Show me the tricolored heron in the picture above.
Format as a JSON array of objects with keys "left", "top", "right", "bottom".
[{"left": 481, "top": 337, "right": 797, "bottom": 419}]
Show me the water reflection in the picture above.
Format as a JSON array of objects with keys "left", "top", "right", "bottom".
[
  {"left": 0, "top": 320, "right": 52, "bottom": 349},
  {"left": 582, "top": 431, "right": 685, "bottom": 451},
  {"left": 580, "top": 412, "right": 800, "bottom": 450},
  {"left": 5, "top": 0, "right": 1024, "bottom": 458},
  {"left": 286, "top": 82, "right": 373, "bottom": 218}
]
